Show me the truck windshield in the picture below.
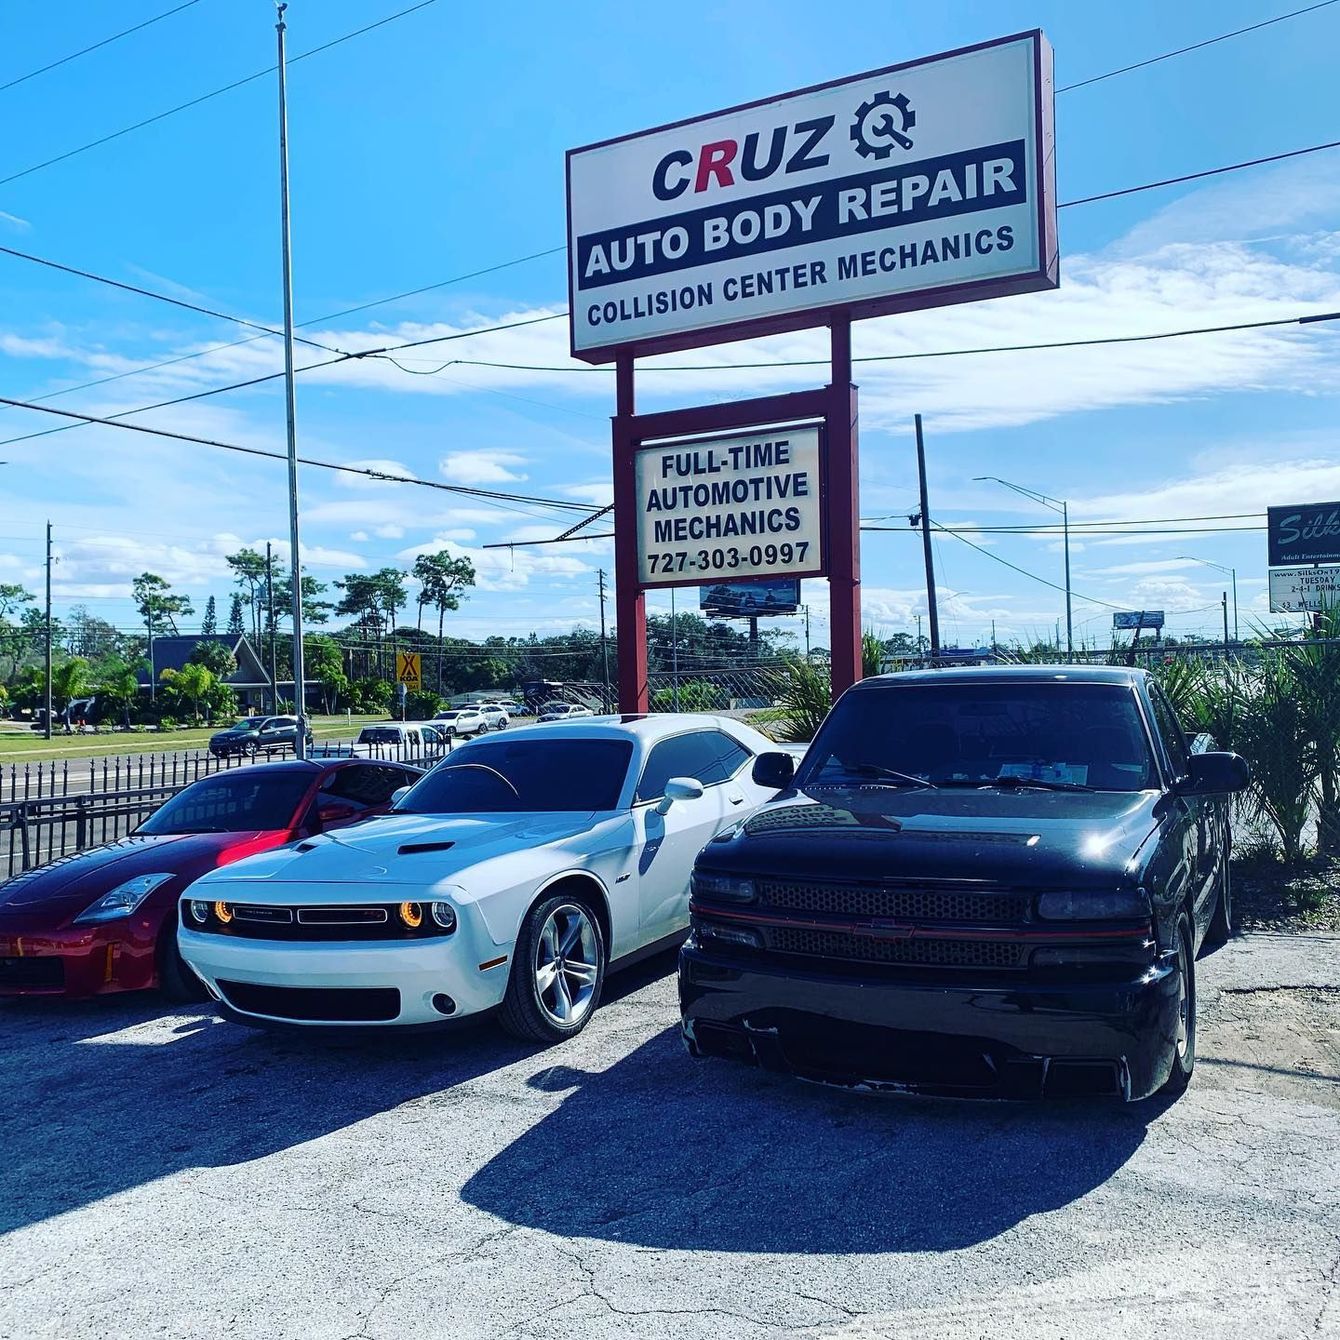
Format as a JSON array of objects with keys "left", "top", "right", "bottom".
[{"left": 799, "top": 681, "right": 1157, "bottom": 793}]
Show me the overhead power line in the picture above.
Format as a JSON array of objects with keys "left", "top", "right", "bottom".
[
  {"left": 0, "top": 393, "right": 599, "bottom": 513},
  {"left": 0, "top": 244, "right": 350, "bottom": 357},
  {"left": 0, "top": 0, "right": 439, "bottom": 188},
  {"left": 1057, "top": 0, "right": 1340, "bottom": 93},
  {"left": 0, "top": 0, "right": 203, "bottom": 94}
]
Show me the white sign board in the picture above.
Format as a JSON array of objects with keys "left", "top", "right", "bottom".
[
  {"left": 567, "top": 31, "right": 1056, "bottom": 362},
  {"left": 635, "top": 425, "right": 823, "bottom": 588},
  {"left": 1269, "top": 566, "right": 1340, "bottom": 613}
]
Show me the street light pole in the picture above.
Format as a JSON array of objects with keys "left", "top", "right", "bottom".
[
  {"left": 1176, "top": 556, "right": 1238, "bottom": 642},
  {"left": 276, "top": 3, "right": 306, "bottom": 756},
  {"left": 975, "top": 475, "right": 1072, "bottom": 658}
]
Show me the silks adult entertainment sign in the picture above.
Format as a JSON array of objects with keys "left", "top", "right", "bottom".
[
  {"left": 1268, "top": 501, "right": 1340, "bottom": 566},
  {"left": 566, "top": 31, "right": 1056, "bottom": 362}
]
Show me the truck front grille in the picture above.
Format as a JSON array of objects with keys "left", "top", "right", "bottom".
[
  {"left": 762, "top": 925, "right": 1026, "bottom": 970},
  {"left": 757, "top": 879, "right": 1026, "bottom": 924}
]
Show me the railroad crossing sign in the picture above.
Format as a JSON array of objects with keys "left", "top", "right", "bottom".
[{"left": 396, "top": 651, "right": 422, "bottom": 689}]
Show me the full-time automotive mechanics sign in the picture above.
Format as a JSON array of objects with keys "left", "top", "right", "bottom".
[
  {"left": 635, "top": 425, "right": 823, "bottom": 587},
  {"left": 566, "top": 31, "right": 1056, "bottom": 361}
]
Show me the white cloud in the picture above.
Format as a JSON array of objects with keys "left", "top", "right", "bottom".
[
  {"left": 438, "top": 449, "right": 528, "bottom": 485},
  {"left": 373, "top": 523, "right": 405, "bottom": 539}
]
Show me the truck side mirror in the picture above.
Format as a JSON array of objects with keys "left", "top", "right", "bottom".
[
  {"left": 752, "top": 751, "right": 796, "bottom": 790},
  {"left": 1180, "top": 751, "right": 1250, "bottom": 796}
]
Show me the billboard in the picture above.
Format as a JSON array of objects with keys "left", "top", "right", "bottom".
[
  {"left": 1268, "top": 502, "right": 1340, "bottom": 566},
  {"left": 1113, "top": 610, "right": 1164, "bottom": 630},
  {"left": 701, "top": 578, "right": 802, "bottom": 617},
  {"left": 567, "top": 31, "right": 1056, "bottom": 362},
  {"left": 1269, "top": 565, "right": 1340, "bottom": 613},
  {"left": 634, "top": 424, "right": 824, "bottom": 588}
]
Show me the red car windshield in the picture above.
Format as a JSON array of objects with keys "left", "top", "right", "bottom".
[{"left": 138, "top": 772, "right": 314, "bottom": 835}]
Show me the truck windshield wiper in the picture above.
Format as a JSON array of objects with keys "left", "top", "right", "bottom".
[
  {"left": 813, "top": 764, "right": 938, "bottom": 790},
  {"left": 986, "top": 775, "right": 1095, "bottom": 793}
]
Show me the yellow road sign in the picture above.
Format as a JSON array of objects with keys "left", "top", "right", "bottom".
[{"left": 396, "top": 651, "right": 422, "bottom": 688}]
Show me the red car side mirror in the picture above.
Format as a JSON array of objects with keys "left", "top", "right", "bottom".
[{"left": 316, "top": 801, "right": 360, "bottom": 829}]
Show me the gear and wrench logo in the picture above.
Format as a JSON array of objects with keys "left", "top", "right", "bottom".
[{"left": 850, "top": 90, "right": 915, "bottom": 159}]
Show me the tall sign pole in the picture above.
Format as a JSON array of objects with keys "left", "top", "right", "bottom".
[
  {"left": 826, "top": 321, "right": 861, "bottom": 699},
  {"left": 276, "top": 4, "right": 306, "bottom": 755},
  {"left": 44, "top": 520, "right": 52, "bottom": 740}
]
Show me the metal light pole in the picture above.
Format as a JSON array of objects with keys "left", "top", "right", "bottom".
[
  {"left": 1177, "top": 555, "right": 1238, "bottom": 642},
  {"left": 44, "top": 521, "right": 52, "bottom": 739},
  {"left": 276, "top": 3, "right": 306, "bottom": 755},
  {"left": 976, "top": 475, "right": 1072, "bottom": 658}
]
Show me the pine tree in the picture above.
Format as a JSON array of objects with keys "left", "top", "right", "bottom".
[
  {"left": 201, "top": 595, "right": 217, "bottom": 635},
  {"left": 227, "top": 594, "right": 245, "bottom": 636}
]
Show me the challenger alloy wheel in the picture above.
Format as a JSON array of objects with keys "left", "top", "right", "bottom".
[{"left": 499, "top": 894, "right": 606, "bottom": 1043}]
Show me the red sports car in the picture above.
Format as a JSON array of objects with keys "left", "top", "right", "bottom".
[{"left": 0, "top": 758, "right": 421, "bottom": 1000}]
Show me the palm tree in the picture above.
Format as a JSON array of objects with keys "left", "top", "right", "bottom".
[
  {"left": 51, "top": 657, "right": 90, "bottom": 732},
  {"left": 99, "top": 662, "right": 143, "bottom": 730}
]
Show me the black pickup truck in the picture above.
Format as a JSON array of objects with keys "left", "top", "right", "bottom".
[{"left": 680, "top": 666, "right": 1249, "bottom": 1102}]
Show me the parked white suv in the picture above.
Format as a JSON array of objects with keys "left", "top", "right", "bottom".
[
  {"left": 431, "top": 707, "right": 486, "bottom": 738},
  {"left": 477, "top": 704, "right": 510, "bottom": 731}
]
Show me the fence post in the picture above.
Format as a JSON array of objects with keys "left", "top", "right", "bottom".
[
  {"left": 75, "top": 794, "right": 88, "bottom": 851},
  {"left": 18, "top": 803, "right": 31, "bottom": 871}
]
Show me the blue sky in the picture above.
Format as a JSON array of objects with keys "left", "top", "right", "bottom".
[{"left": 2, "top": 0, "right": 1339, "bottom": 651}]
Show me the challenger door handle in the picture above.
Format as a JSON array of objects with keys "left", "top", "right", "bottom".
[{"left": 728, "top": 794, "right": 745, "bottom": 805}]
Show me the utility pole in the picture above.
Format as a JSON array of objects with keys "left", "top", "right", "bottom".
[
  {"left": 1061, "top": 499, "right": 1073, "bottom": 659},
  {"left": 1223, "top": 591, "right": 1230, "bottom": 659},
  {"left": 276, "top": 3, "right": 306, "bottom": 756},
  {"left": 597, "top": 568, "right": 610, "bottom": 711},
  {"left": 266, "top": 542, "right": 278, "bottom": 714},
  {"left": 670, "top": 585, "right": 680, "bottom": 712},
  {"left": 913, "top": 414, "right": 941, "bottom": 657},
  {"left": 44, "top": 521, "right": 52, "bottom": 740},
  {"left": 804, "top": 604, "right": 811, "bottom": 659}
]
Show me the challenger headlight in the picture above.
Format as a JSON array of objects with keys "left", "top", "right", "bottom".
[
  {"left": 214, "top": 901, "right": 233, "bottom": 925},
  {"left": 73, "top": 873, "right": 175, "bottom": 925},
  {"left": 188, "top": 900, "right": 211, "bottom": 926},
  {"left": 691, "top": 871, "right": 757, "bottom": 903},
  {"left": 399, "top": 901, "right": 424, "bottom": 929},
  {"left": 1036, "top": 889, "right": 1151, "bottom": 920},
  {"left": 430, "top": 902, "right": 456, "bottom": 931}
]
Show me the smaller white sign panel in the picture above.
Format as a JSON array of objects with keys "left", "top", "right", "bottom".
[
  {"left": 1269, "top": 565, "right": 1340, "bottom": 613},
  {"left": 635, "top": 425, "right": 823, "bottom": 587}
]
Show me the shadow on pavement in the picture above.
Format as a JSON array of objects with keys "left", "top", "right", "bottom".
[
  {"left": 462, "top": 1024, "right": 1164, "bottom": 1254},
  {"left": 0, "top": 992, "right": 536, "bottom": 1235}
]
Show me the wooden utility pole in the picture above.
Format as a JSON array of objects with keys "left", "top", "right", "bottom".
[
  {"left": 914, "top": 415, "right": 941, "bottom": 656},
  {"left": 597, "top": 568, "right": 610, "bottom": 711}
]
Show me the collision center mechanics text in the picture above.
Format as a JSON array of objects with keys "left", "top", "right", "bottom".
[{"left": 579, "top": 138, "right": 1025, "bottom": 329}]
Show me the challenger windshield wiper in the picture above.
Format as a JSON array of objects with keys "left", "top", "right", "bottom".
[{"left": 812, "top": 764, "right": 938, "bottom": 790}]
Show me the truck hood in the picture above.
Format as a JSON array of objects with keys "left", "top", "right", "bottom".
[
  {"left": 705, "top": 787, "right": 1161, "bottom": 888},
  {"left": 192, "top": 810, "right": 608, "bottom": 892}
]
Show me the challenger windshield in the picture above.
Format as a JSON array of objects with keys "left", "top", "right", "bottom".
[
  {"left": 396, "top": 738, "right": 633, "bottom": 813},
  {"left": 799, "top": 682, "right": 1157, "bottom": 793}
]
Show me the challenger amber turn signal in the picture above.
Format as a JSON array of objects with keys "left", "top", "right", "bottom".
[
  {"left": 399, "top": 901, "right": 424, "bottom": 929},
  {"left": 213, "top": 901, "right": 233, "bottom": 925}
]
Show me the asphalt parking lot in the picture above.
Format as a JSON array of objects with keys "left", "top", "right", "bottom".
[{"left": 2, "top": 933, "right": 1338, "bottom": 1340}]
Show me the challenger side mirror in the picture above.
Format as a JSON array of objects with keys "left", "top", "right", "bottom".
[
  {"left": 752, "top": 751, "right": 796, "bottom": 790},
  {"left": 390, "top": 786, "right": 412, "bottom": 807},
  {"left": 1180, "top": 751, "right": 1250, "bottom": 796},
  {"left": 657, "top": 776, "right": 705, "bottom": 814}
]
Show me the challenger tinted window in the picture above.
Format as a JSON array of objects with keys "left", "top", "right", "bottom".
[
  {"left": 799, "top": 682, "right": 1157, "bottom": 793},
  {"left": 636, "top": 731, "right": 752, "bottom": 801},
  {"left": 396, "top": 738, "right": 633, "bottom": 813}
]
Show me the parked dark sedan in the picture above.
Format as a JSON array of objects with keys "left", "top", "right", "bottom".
[
  {"left": 209, "top": 714, "right": 312, "bottom": 758},
  {"left": 0, "top": 759, "right": 420, "bottom": 1000},
  {"left": 680, "top": 667, "right": 1249, "bottom": 1102}
]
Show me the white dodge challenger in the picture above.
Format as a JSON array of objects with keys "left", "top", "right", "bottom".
[{"left": 177, "top": 715, "right": 785, "bottom": 1040}]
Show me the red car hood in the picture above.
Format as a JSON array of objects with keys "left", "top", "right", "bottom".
[{"left": 0, "top": 831, "right": 285, "bottom": 922}]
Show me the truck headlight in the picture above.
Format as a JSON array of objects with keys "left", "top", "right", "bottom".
[
  {"left": 1036, "top": 890, "right": 1151, "bottom": 920},
  {"left": 691, "top": 871, "right": 757, "bottom": 903},
  {"left": 74, "top": 873, "right": 174, "bottom": 925}
]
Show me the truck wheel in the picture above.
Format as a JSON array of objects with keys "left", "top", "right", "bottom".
[
  {"left": 1204, "top": 859, "right": 1232, "bottom": 946},
  {"left": 1160, "top": 912, "right": 1197, "bottom": 1095},
  {"left": 498, "top": 895, "right": 605, "bottom": 1043}
]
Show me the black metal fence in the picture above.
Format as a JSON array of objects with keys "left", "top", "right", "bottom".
[{"left": 0, "top": 738, "right": 458, "bottom": 882}]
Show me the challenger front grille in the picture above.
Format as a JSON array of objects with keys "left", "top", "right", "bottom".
[
  {"left": 762, "top": 925, "right": 1026, "bottom": 970},
  {"left": 756, "top": 879, "right": 1026, "bottom": 924}
]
